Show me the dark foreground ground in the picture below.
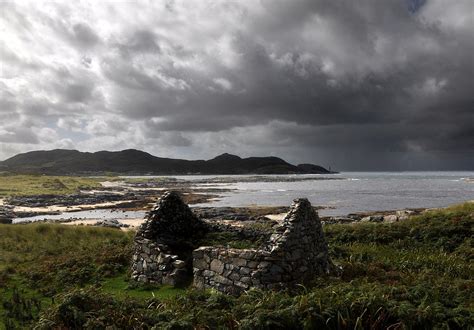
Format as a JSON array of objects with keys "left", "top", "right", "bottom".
[{"left": 0, "top": 203, "right": 472, "bottom": 329}]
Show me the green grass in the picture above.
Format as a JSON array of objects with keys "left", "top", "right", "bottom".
[
  {"left": 198, "top": 231, "right": 264, "bottom": 249},
  {"left": 0, "top": 174, "right": 103, "bottom": 196},
  {"left": 101, "top": 275, "right": 185, "bottom": 299},
  {"left": 0, "top": 202, "right": 472, "bottom": 329},
  {"left": 0, "top": 224, "right": 184, "bottom": 328}
]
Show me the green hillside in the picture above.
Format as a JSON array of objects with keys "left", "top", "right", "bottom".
[{"left": 0, "top": 150, "right": 335, "bottom": 175}]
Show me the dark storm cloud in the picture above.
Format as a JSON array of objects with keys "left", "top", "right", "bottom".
[
  {"left": 61, "top": 82, "right": 95, "bottom": 103},
  {"left": 115, "top": 30, "right": 161, "bottom": 57},
  {"left": 72, "top": 23, "right": 100, "bottom": 48},
  {"left": 0, "top": 0, "right": 472, "bottom": 169},
  {"left": 0, "top": 127, "right": 39, "bottom": 144}
]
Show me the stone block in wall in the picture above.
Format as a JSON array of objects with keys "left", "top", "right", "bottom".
[{"left": 210, "top": 259, "right": 225, "bottom": 274}]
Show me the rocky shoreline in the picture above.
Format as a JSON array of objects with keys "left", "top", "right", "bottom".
[
  {"left": 0, "top": 175, "right": 462, "bottom": 227},
  {"left": 2, "top": 199, "right": 430, "bottom": 230}
]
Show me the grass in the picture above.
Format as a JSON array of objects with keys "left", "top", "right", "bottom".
[
  {"left": 0, "top": 224, "right": 169, "bottom": 329},
  {"left": 198, "top": 231, "right": 264, "bottom": 249},
  {"left": 0, "top": 202, "right": 472, "bottom": 328},
  {"left": 101, "top": 275, "right": 185, "bottom": 300},
  {"left": 0, "top": 174, "right": 103, "bottom": 196}
]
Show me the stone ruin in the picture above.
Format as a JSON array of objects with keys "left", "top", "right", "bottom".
[
  {"left": 131, "top": 191, "right": 208, "bottom": 286},
  {"left": 131, "top": 191, "right": 333, "bottom": 294}
]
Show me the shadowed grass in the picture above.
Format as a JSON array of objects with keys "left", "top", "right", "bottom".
[
  {"left": 101, "top": 275, "right": 186, "bottom": 300},
  {"left": 0, "top": 174, "right": 103, "bottom": 196},
  {"left": 1, "top": 202, "right": 472, "bottom": 329}
]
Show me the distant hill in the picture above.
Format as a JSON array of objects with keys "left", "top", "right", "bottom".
[{"left": 0, "top": 149, "right": 337, "bottom": 175}]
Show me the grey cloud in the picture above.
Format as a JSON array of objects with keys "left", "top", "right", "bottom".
[
  {"left": 0, "top": 0, "right": 472, "bottom": 169},
  {"left": 160, "top": 132, "right": 192, "bottom": 147},
  {"left": 72, "top": 23, "right": 100, "bottom": 48},
  {"left": 115, "top": 30, "right": 161, "bottom": 57},
  {"left": 0, "top": 127, "right": 39, "bottom": 144},
  {"left": 0, "top": 84, "right": 17, "bottom": 113},
  {"left": 62, "top": 83, "right": 95, "bottom": 103}
]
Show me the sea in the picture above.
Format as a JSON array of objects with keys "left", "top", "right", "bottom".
[
  {"left": 13, "top": 171, "right": 474, "bottom": 222},
  {"left": 188, "top": 171, "right": 474, "bottom": 216}
]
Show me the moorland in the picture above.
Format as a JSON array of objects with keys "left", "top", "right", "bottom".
[{"left": 0, "top": 202, "right": 472, "bottom": 329}]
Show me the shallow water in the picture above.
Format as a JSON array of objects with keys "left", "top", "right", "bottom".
[
  {"left": 192, "top": 172, "right": 474, "bottom": 216},
  {"left": 13, "top": 209, "right": 146, "bottom": 224},
  {"left": 13, "top": 171, "right": 474, "bottom": 222}
]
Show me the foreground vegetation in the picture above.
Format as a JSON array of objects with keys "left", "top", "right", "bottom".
[
  {"left": 0, "top": 203, "right": 472, "bottom": 329},
  {"left": 0, "top": 174, "right": 102, "bottom": 197}
]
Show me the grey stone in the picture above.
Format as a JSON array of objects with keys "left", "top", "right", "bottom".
[
  {"left": 239, "top": 250, "right": 256, "bottom": 259},
  {"left": 233, "top": 281, "right": 249, "bottom": 289},
  {"left": 384, "top": 215, "right": 398, "bottom": 223},
  {"left": 214, "top": 275, "right": 233, "bottom": 285},
  {"left": 229, "top": 272, "right": 241, "bottom": 281},
  {"left": 240, "top": 276, "right": 252, "bottom": 284},
  {"left": 233, "top": 258, "right": 247, "bottom": 267},
  {"left": 173, "top": 260, "right": 186, "bottom": 269},
  {"left": 210, "top": 259, "right": 225, "bottom": 274},
  {"left": 239, "top": 267, "right": 251, "bottom": 275},
  {"left": 257, "top": 261, "right": 271, "bottom": 269},
  {"left": 247, "top": 261, "right": 258, "bottom": 268}
]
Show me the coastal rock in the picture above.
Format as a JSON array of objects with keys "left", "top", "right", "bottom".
[
  {"left": 396, "top": 210, "right": 414, "bottom": 221},
  {"left": 94, "top": 218, "right": 129, "bottom": 228},
  {"left": 0, "top": 206, "right": 14, "bottom": 224},
  {"left": 322, "top": 216, "right": 354, "bottom": 225},
  {"left": 361, "top": 215, "right": 384, "bottom": 222},
  {"left": 383, "top": 215, "right": 398, "bottom": 223}
]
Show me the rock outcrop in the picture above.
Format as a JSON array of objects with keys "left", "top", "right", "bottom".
[
  {"left": 0, "top": 206, "right": 14, "bottom": 224},
  {"left": 131, "top": 192, "right": 333, "bottom": 294},
  {"left": 93, "top": 219, "right": 129, "bottom": 229}
]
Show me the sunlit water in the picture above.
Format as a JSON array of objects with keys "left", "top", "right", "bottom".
[
  {"left": 13, "top": 209, "right": 146, "bottom": 224},
  {"left": 13, "top": 172, "right": 473, "bottom": 222},
  {"left": 192, "top": 172, "right": 474, "bottom": 216}
]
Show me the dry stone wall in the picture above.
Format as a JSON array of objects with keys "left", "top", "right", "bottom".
[
  {"left": 131, "top": 191, "right": 207, "bottom": 286},
  {"left": 131, "top": 192, "right": 332, "bottom": 294},
  {"left": 193, "top": 198, "right": 331, "bottom": 295}
]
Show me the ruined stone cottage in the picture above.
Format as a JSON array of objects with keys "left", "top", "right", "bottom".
[{"left": 131, "top": 191, "right": 332, "bottom": 295}]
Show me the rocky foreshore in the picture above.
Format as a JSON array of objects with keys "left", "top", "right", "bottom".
[
  {"left": 0, "top": 175, "right": 457, "bottom": 229},
  {"left": 4, "top": 200, "right": 431, "bottom": 230},
  {"left": 0, "top": 205, "right": 14, "bottom": 224},
  {"left": 320, "top": 208, "right": 425, "bottom": 225}
]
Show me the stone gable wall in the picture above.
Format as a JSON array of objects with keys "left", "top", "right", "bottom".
[
  {"left": 131, "top": 191, "right": 207, "bottom": 286},
  {"left": 192, "top": 198, "right": 331, "bottom": 295}
]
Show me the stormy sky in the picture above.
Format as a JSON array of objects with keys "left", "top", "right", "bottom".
[{"left": 0, "top": 0, "right": 473, "bottom": 170}]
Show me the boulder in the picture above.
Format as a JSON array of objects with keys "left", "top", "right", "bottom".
[
  {"left": 94, "top": 218, "right": 129, "bottom": 228},
  {"left": 383, "top": 215, "right": 398, "bottom": 223}
]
